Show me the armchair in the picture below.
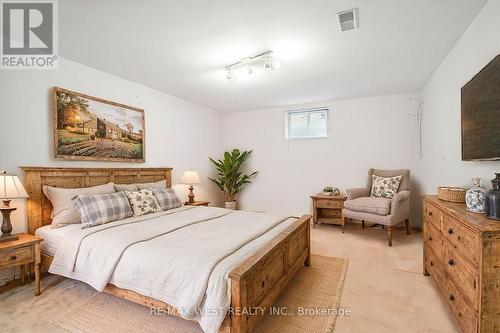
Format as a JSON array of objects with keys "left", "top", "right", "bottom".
[{"left": 343, "top": 169, "right": 410, "bottom": 246}]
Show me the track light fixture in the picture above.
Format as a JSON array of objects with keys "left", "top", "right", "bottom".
[{"left": 225, "top": 50, "right": 279, "bottom": 83}]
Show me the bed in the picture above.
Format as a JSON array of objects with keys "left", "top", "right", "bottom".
[{"left": 22, "top": 167, "right": 311, "bottom": 333}]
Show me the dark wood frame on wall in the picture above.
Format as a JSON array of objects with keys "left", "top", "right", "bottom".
[
  {"left": 52, "top": 87, "right": 146, "bottom": 162},
  {"left": 461, "top": 54, "right": 500, "bottom": 161}
]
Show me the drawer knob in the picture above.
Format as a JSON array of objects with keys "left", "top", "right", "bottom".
[
  {"left": 428, "top": 211, "right": 433, "bottom": 216},
  {"left": 448, "top": 259, "right": 455, "bottom": 266},
  {"left": 430, "top": 261, "right": 434, "bottom": 266},
  {"left": 428, "top": 236, "right": 433, "bottom": 241},
  {"left": 10, "top": 255, "right": 17, "bottom": 260},
  {"left": 449, "top": 294, "right": 454, "bottom": 301},
  {"left": 447, "top": 228, "right": 454, "bottom": 235}
]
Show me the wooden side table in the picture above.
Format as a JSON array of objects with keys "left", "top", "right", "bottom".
[
  {"left": 0, "top": 234, "right": 43, "bottom": 295},
  {"left": 310, "top": 194, "right": 347, "bottom": 232},
  {"left": 184, "top": 201, "right": 210, "bottom": 207}
]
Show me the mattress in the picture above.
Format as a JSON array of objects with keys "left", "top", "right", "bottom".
[{"left": 35, "top": 224, "right": 81, "bottom": 256}]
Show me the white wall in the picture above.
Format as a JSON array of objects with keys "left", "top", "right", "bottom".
[
  {"left": 0, "top": 57, "right": 223, "bottom": 236},
  {"left": 222, "top": 92, "right": 422, "bottom": 223},
  {"left": 419, "top": 0, "right": 500, "bottom": 196}
]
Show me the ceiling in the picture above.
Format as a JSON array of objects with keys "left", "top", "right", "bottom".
[{"left": 59, "top": 0, "right": 487, "bottom": 112}]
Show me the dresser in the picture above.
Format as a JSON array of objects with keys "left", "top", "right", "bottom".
[{"left": 423, "top": 196, "right": 500, "bottom": 333}]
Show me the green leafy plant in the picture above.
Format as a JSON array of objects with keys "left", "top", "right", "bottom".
[
  {"left": 208, "top": 149, "right": 258, "bottom": 202},
  {"left": 323, "top": 186, "right": 334, "bottom": 193}
]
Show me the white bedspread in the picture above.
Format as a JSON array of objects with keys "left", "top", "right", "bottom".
[{"left": 49, "top": 206, "right": 296, "bottom": 333}]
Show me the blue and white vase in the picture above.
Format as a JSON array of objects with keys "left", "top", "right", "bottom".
[{"left": 465, "top": 178, "right": 486, "bottom": 213}]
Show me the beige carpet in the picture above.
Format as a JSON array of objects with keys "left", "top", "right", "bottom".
[{"left": 54, "top": 255, "right": 347, "bottom": 333}]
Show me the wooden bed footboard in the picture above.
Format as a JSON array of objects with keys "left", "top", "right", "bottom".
[
  {"left": 228, "top": 214, "right": 311, "bottom": 333},
  {"left": 39, "top": 214, "right": 312, "bottom": 333}
]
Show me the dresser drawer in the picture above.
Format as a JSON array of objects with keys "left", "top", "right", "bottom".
[
  {"left": 0, "top": 246, "right": 33, "bottom": 268},
  {"left": 424, "top": 220, "right": 442, "bottom": 256},
  {"left": 316, "top": 199, "right": 341, "bottom": 209},
  {"left": 443, "top": 278, "right": 478, "bottom": 333},
  {"left": 425, "top": 245, "right": 446, "bottom": 291},
  {"left": 442, "top": 241, "right": 479, "bottom": 311},
  {"left": 424, "top": 202, "right": 442, "bottom": 231},
  {"left": 442, "top": 215, "right": 480, "bottom": 268}
]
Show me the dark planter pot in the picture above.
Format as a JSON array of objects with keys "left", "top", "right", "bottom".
[{"left": 485, "top": 173, "right": 500, "bottom": 221}]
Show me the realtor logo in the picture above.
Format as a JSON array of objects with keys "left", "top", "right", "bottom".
[{"left": 1, "top": 0, "right": 58, "bottom": 69}]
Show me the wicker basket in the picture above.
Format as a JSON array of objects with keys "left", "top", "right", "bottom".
[{"left": 437, "top": 186, "right": 466, "bottom": 203}]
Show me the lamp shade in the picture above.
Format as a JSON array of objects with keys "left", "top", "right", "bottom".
[
  {"left": 181, "top": 170, "right": 201, "bottom": 185},
  {"left": 0, "top": 173, "right": 29, "bottom": 199}
]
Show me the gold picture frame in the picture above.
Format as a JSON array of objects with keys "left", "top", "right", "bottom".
[{"left": 53, "top": 87, "right": 145, "bottom": 162}]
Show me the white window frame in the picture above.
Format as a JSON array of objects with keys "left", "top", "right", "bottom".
[{"left": 284, "top": 107, "right": 330, "bottom": 140}]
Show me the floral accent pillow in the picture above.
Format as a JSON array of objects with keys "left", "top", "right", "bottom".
[
  {"left": 124, "top": 189, "right": 162, "bottom": 216},
  {"left": 370, "top": 175, "right": 403, "bottom": 199}
]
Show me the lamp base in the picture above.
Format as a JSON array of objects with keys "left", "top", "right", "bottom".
[
  {"left": 188, "top": 185, "right": 195, "bottom": 203},
  {"left": 1, "top": 206, "right": 17, "bottom": 243},
  {"left": 0, "top": 233, "right": 19, "bottom": 243}
]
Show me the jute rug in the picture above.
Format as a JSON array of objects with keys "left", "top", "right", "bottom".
[{"left": 55, "top": 255, "right": 348, "bottom": 333}]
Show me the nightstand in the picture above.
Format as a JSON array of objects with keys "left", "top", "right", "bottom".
[
  {"left": 0, "top": 234, "right": 43, "bottom": 295},
  {"left": 184, "top": 201, "right": 210, "bottom": 207},
  {"left": 311, "top": 194, "right": 347, "bottom": 232}
]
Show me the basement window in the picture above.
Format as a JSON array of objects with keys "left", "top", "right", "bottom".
[{"left": 284, "top": 108, "right": 329, "bottom": 140}]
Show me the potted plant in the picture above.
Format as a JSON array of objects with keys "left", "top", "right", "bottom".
[
  {"left": 323, "top": 186, "right": 334, "bottom": 196},
  {"left": 208, "top": 149, "right": 258, "bottom": 209},
  {"left": 323, "top": 186, "right": 340, "bottom": 196}
]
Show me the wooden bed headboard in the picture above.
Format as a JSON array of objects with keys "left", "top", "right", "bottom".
[{"left": 20, "top": 167, "right": 172, "bottom": 235}]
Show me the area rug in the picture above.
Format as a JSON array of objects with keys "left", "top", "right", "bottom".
[
  {"left": 55, "top": 255, "right": 348, "bottom": 333},
  {"left": 387, "top": 233, "right": 423, "bottom": 274}
]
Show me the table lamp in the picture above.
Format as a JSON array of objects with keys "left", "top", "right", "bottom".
[
  {"left": 181, "top": 170, "right": 201, "bottom": 203},
  {"left": 0, "top": 172, "right": 29, "bottom": 243}
]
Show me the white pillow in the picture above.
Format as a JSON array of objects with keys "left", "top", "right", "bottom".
[
  {"left": 136, "top": 180, "right": 167, "bottom": 190},
  {"left": 113, "top": 183, "right": 139, "bottom": 192},
  {"left": 43, "top": 182, "right": 116, "bottom": 228},
  {"left": 114, "top": 180, "right": 167, "bottom": 192}
]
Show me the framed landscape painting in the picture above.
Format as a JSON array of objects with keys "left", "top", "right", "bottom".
[{"left": 53, "top": 87, "right": 145, "bottom": 162}]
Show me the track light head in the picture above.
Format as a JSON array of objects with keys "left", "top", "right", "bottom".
[
  {"left": 264, "top": 60, "right": 281, "bottom": 70},
  {"left": 226, "top": 70, "right": 236, "bottom": 83}
]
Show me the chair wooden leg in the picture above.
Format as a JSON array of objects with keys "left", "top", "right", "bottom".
[
  {"left": 362, "top": 220, "right": 365, "bottom": 228},
  {"left": 405, "top": 219, "right": 410, "bottom": 235},
  {"left": 387, "top": 226, "right": 392, "bottom": 247}
]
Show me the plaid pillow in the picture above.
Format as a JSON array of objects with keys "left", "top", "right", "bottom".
[
  {"left": 152, "top": 188, "right": 182, "bottom": 210},
  {"left": 72, "top": 192, "right": 133, "bottom": 229},
  {"left": 124, "top": 189, "right": 162, "bottom": 216},
  {"left": 370, "top": 175, "right": 403, "bottom": 199}
]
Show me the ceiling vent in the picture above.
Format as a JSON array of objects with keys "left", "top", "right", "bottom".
[{"left": 337, "top": 8, "right": 359, "bottom": 32}]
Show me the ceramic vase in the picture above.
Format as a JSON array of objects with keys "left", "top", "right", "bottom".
[
  {"left": 465, "top": 178, "right": 486, "bottom": 213},
  {"left": 485, "top": 173, "right": 500, "bottom": 220}
]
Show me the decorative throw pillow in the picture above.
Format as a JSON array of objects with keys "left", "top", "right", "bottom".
[
  {"left": 72, "top": 192, "right": 133, "bottom": 229},
  {"left": 124, "top": 189, "right": 162, "bottom": 216},
  {"left": 370, "top": 175, "right": 403, "bottom": 199},
  {"left": 151, "top": 188, "right": 182, "bottom": 210},
  {"left": 43, "top": 183, "right": 116, "bottom": 228}
]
